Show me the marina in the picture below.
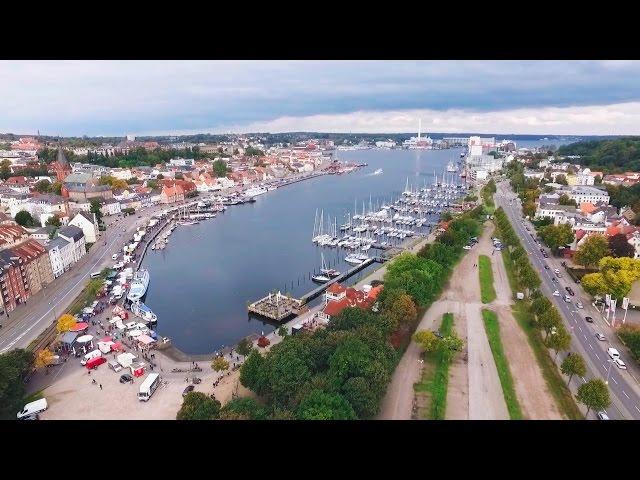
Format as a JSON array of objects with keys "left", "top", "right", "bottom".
[{"left": 142, "top": 147, "right": 469, "bottom": 354}]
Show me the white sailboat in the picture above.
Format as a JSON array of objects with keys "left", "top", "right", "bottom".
[{"left": 319, "top": 252, "right": 340, "bottom": 278}]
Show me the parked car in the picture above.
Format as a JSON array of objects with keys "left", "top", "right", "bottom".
[
  {"left": 595, "top": 332, "right": 606, "bottom": 341},
  {"left": 120, "top": 374, "right": 133, "bottom": 383},
  {"left": 551, "top": 277, "right": 557, "bottom": 282},
  {"left": 182, "top": 385, "right": 195, "bottom": 397},
  {"left": 564, "top": 295, "right": 571, "bottom": 302},
  {"left": 463, "top": 245, "right": 471, "bottom": 250},
  {"left": 544, "top": 265, "right": 550, "bottom": 270},
  {"left": 608, "top": 347, "right": 620, "bottom": 359},
  {"left": 565, "top": 287, "right": 575, "bottom": 296},
  {"left": 556, "top": 272, "right": 563, "bottom": 278},
  {"left": 576, "top": 301, "right": 583, "bottom": 309},
  {"left": 597, "top": 411, "right": 610, "bottom": 420},
  {"left": 553, "top": 290, "right": 560, "bottom": 296},
  {"left": 554, "top": 268, "right": 560, "bottom": 274},
  {"left": 585, "top": 316, "right": 593, "bottom": 323},
  {"left": 614, "top": 358, "right": 627, "bottom": 370}
]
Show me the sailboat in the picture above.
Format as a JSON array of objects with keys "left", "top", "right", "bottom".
[
  {"left": 319, "top": 252, "right": 340, "bottom": 278},
  {"left": 312, "top": 251, "right": 332, "bottom": 283}
]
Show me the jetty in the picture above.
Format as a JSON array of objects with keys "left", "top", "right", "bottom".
[{"left": 248, "top": 291, "right": 304, "bottom": 322}]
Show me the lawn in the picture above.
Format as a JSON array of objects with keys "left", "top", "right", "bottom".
[
  {"left": 414, "top": 312, "right": 454, "bottom": 420},
  {"left": 481, "top": 309, "right": 523, "bottom": 420},
  {"left": 478, "top": 255, "right": 497, "bottom": 303}
]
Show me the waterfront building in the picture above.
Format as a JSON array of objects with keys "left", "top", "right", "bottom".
[{"left": 318, "top": 282, "right": 383, "bottom": 322}]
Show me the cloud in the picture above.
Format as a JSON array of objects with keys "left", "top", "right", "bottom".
[{"left": 1, "top": 60, "right": 640, "bottom": 135}]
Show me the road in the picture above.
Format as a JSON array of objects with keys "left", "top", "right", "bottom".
[
  {"left": 0, "top": 202, "right": 176, "bottom": 353},
  {"left": 496, "top": 180, "right": 640, "bottom": 419}
]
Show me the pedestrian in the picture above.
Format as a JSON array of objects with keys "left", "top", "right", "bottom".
[
  {"left": 99, "top": 384, "right": 103, "bottom": 390},
  {"left": 92, "top": 379, "right": 97, "bottom": 384}
]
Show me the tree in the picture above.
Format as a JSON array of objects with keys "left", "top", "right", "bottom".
[
  {"left": 98, "top": 175, "right": 128, "bottom": 190},
  {"left": 558, "top": 194, "right": 577, "bottom": 207},
  {"left": 15, "top": 210, "right": 36, "bottom": 227},
  {"left": 576, "top": 379, "right": 610, "bottom": 416},
  {"left": 236, "top": 338, "right": 253, "bottom": 357},
  {"left": 581, "top": 256, "right": 640, "bottom": 300},
  {"left": 0, "top": 349, "right": 35, "bottom": 419},
  {"left": 388, "top": 293, "right": 417, "bottom": 327},
  {"left": 56, "top": 314, "right": 76, "bottom": 333},
  {"left": 540, "top": 223, "right": 574, "bottom": 252},
  {"left": 522, "top": 201, "right": 537, "bottom": 218},
  {"left": 49, "top": 181, "right": 62, "bottom": 195},
  {"left": 212, "top": 160, "right": 229, "bottom": 178},
  {"left": 45, "top": 216, "right": 61, "bottom": 228},
  {"left": 546, "top": 325, "right": 571, "bottom": 358},
  {"left": 609, "top": 233, "right": 635, "bottom": 258},
  {"left": 520, "top": 264, "right": 541, "bottom": 296},
  {"left": 537, "top": 309, "right": 561, "bottom": 338},
  {"left": 211, "top": 356, "right": 229, "bottom": 372},
  {"left": 561, "top": 353, "right": 586, "bottom": 383},
  {"left": 438, "top": 332, "right": 464, "bottom": 362},
  {"left": 34, "top": 349, "right": 55, "bottom": 369},
  {"left": 413, "top": 330, "right": 440, "bottom": 353},
  {"left": 574, "top": 234, "right": 610, "bottom": 268},
  {"left": 219, "top": 397, "right": 268, "bottom": 420},
  {"left": 341, "top": 376, "right": 381, "bottom": 419},
  {"left": 176, "top": 392, "right": 221, "bottom": 420},
  {"left": 555, "top": 174, "right": 568, "bottom": 185},
  {"left": 296, "top": 389, "right": 357, "bottom": 420},
  {"left": 34, "top": 179, "right": 52, "bottom": 194},
  {"left": 146, "top": 179, "right": 159, "bottom": 190},
  {"left": 0, "top": 159, "right": 11, "bottom": 179},
  {"left": 277, "top": 326, "right": 288, "bottom": 337},
  {"left": 239, "top": 350, "right": 268, "bottom": 396},
  {"left": 90, "top": 199, "right": 103, "bottom": 223}
]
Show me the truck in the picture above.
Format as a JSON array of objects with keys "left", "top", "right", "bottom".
[
  {"left": 138, "top": 373, "right": 161, "bottom": 401},
  {"left": 85, "top": 356, "right": 107, "bottom": 370}
]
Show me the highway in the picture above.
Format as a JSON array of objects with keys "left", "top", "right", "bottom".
[{"left": 497, "top": 180, "right": 640, "bottom": 420}]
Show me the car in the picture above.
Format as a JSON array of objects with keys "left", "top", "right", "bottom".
[
  {"left": 112, "top": 254, "right": 118, "bottom": 260},
  {"left": 540, "top": 248, "right": 545, "bottom": 253},
  {"left": 585, "top": 316, "right": 593, "bottom": 323},
  {"left": 595, "top": 332, "right": 606, "bottom": 341},
  {"left": 565, "top": 287, "right": 575, "bottom": 296},
  {"left": 543, "top": 253, "right": 549, "bottom": 258},
  {"left": 119, "top": 374, "right": 133, "bottom": 383},
  {"left": 556, "top": 272, "right": 562, "bottom": 278},
  {"left": 182, "top": 385, "right": 195, "bottom": 396},
  {"left": 607, "top": 347, "right": 620, "bottom": 359},
  {"left": 597, "top": 411, "right": 610, "bottom": 420},
  {"left": 551, "top": 277, "right": 557, "bottom": 282},
  {"left": 553, "top": 290, "right": 560, "bottom": 296},
  {"left": 564, "top": 295, "right": 571, "bottom": 302},
  {"left": 544, "top": 265, "right": 550, "bottom": 270},
  {"left": 614, "top": 358, "right": 627, "bottom": 370},
  {"left": 433, "top": 330, "right": 444, "bottom": 338},
  {"left": 561, "top": 261, "right": 567, "bottom": 267},
  {"left": 554, "top": 268, "right": 560, "bottom": 274},
  {"left": 576, "top": 301, "right": 583, "bottom": 309},
  {"left": 463, "top": 245, "right": 471, "bottom": 250}
]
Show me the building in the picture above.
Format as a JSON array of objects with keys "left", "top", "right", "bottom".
[
  {"left": 49, "top": 148, "right": 72, "bottom": 182},
  {"left": 57, "top": 225, "right": 86, "bottom": 263},
  {"left": 45, "top": 237, "right": 73, "bottom": 277},
  {"left": 318, "top": 282, "right": 383, "bottom": 322},
  {"left": 466, "top": 154, "right": 503, "bottom": 173},
  {"left": 559, "top": 186, "right": 610, "bottom": 205},
  {"left": 169, "top": 158, "right": 195, "bottom": 167},
  {"left": 9, "top": 240, "right": 54, "bottom": 295},
  {"left": 100, "top": 198, "right": 122, "bottom": 217},
  {"left": 68, "top": 211, "right": 99, "bottom": 243},
  {"left": 0, "top": 224, "right": 30, "bottom": 249},
  {"left": 0, "top": 249, "right": 29, "bottom": 312}
]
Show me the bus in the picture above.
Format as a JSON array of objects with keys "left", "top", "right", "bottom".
[{"left": 138, "top": 373, "right": 161, "bottom": 402}]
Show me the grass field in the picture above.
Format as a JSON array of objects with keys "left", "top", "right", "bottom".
[
  {"left": 500, "top": 250, "right": 584, "bottom": 420},
  {"left": 479, "top": 255, "right": 497, "bottom": 303},
  {"left": 482, "top": 309, "right": 523, "bottom": 419},
  {"left": 414, "top": 312, "right": 454, "bottom": 420}
]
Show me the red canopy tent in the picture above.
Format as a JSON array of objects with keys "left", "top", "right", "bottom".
[{"left": 69, "top": 322, "right": 89, "bottom": 332}]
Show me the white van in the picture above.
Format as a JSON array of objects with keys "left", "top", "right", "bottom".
[
  {"left": 90, "top": 271, "right": 102, "bottom": 279},
  {"left": 80, "top": 349, "right": 102, "bottom": 366},
  {"left": 112, "top": 254, "right": 119, "bottom": 260},
  {"left": 108, "top": 359, "right": 123, "bottom": 372},
  {"left": 17, "top": 398, "right": 48, "bottom": 419},
  {"left": 608, "top": 347, "right": 620, "bottom": 359}
]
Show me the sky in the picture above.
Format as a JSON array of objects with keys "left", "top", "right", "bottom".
[{"left": 2, "top": 60, "right": 640, "bottom": 137}]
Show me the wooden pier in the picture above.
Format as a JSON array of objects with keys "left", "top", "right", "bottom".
[{"left": 248, "top": 291, "right": 303, "bottom": 322}]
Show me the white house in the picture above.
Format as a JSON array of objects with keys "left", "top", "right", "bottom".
[
  {"left": 560, "top": 186, "right": 610, "bottom": 205},
  {"left": 69, "top": 211, "right": 99, "bottom": 243},
  {"left": 100, "top": 198, "right": 122, "bottom": 216},
  {"left": 44, "top": 238, "right": 72, "bottom": 277},
  {"left": 57, "top": 225, "right": 86, "bottom": 262},
  {"left": 110, "top": 168, "right": 133, "bottom": 181}
]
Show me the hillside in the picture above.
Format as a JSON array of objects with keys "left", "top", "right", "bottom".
[{"left": 557, "top": 137, "right": 640, "bottom": 172}]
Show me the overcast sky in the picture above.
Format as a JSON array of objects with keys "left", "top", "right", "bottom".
[{"left": 2, "top": 60, "right": 640, "bottom": 137}]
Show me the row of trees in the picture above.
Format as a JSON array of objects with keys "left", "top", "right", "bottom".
[
  {"left": 226, "top": 206, "right": 485, "bottom": 420},
  {"left": 494, "top": 207, "right": 611, "bottom": 416}
]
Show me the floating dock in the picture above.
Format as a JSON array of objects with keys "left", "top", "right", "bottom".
[{"left": 248, "top": 291, "right": 304, "bottom": 322}]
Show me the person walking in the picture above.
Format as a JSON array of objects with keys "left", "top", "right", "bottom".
[{"left": 99, "top": 384, "right": 103, "bottom": 390}]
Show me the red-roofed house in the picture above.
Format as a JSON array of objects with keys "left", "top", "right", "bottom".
[{"left": 318, "top": 282, "right": 383, "bottom": 321}]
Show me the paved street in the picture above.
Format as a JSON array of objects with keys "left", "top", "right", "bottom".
[{"left": 497, "top": 180, "right": 640, "bottom": 419}]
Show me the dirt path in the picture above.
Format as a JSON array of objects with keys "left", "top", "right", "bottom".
[{"left": 491, "top": 235, "right": 563, "bottom": 420}]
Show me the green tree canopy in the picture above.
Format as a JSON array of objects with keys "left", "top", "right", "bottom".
[
  {"left": 176, "top": 392, "right": 221, "bottom": 420},
  {"left": 15, "top": 210, "right": 36, "bottom": 227},
  {"left": 540, "top": 223, "right": 575, "bottom": 251},
  {"left": 574, "top": 234, "right": 611, "bottom": 268},
  {"left": 219, "top": 397, "right": 268, "bottom": 420},
  {"left": 576, "top": 379, "right": 610, "bottom": 415},
  {"left": 0, "top": 349, "right": 35, "bottom": 419},
  {"left": 296, "top": 389, "right": 357, "bottom": 420},
  {"left": 561, "top": 353, "right": 586, "bottom": 383},
  {"left": 413, "top": 330, "right": 440, "bottom": 353},
  {"left": 212, "top": 160, "right": 229, "bottom": 178}
]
